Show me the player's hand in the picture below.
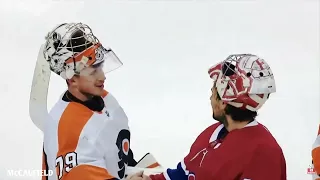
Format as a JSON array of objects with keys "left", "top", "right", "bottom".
[
  {"left": 141, "top": 174, "right": 151, "bottom": 180},
  {"left": 126, "top": 171, "right": 151, "bottom": 180}
]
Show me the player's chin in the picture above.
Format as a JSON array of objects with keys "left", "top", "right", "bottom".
[{"left": 212, "top": 111, "right": 220, "bottom": 122}]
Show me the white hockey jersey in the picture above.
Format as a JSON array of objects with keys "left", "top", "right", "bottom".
[{"left": 42, "top": 90, "right": 130, "bottom": 180}]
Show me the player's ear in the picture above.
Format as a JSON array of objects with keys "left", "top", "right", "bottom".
[
  {"left": 66, "top": 77, "right": 77, "bottom": 87},
  {"left": 220, "top": 100, "right": 227, "bottom": 110}
]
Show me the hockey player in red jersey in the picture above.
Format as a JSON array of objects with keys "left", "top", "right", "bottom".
[{"left": 149, "top": 54, "right": 286, "bottom": 180}]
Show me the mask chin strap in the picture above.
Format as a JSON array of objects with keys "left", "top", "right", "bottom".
[
  {"left": 65, "top": 55, "right": 92, "bottom": 79},
  {"left": 65, "top": 68, "right": 75, "bottom": 79}
]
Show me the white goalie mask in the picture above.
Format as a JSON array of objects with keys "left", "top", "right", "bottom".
[
  {"left": 208, "top": 54, "right": 276, "bottom": 111},
  {"left": 43, "top": 22, "right": 123, "bottom": 79}
]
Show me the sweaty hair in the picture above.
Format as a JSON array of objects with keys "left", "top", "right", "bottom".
[{"left": 216, "top": 91, "right": 257, "bottom": 122}]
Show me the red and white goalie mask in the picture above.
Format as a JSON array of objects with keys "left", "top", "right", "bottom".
[{"left": 208, "top": 54, "right": 276, "bottom": 111}]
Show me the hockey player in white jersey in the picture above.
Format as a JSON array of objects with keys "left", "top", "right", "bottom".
[{"left": 40, "top": 22, "right": 149, "bottom": 180}]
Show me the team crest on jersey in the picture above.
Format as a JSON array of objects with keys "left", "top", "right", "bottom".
[{"left": 116, "top": 129, "right": 131, "bottom": 179}]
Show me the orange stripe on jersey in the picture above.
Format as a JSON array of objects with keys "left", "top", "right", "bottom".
[
  {"left": 57, "top": 102, "right": 93, "bottom": 156},
  {"left": 62, "top": 164, "right": 115, "bottom": 180},
  {"left": 313, "top": 124, "right": 320, "bottom": 175},
  {"left": 313, "top": 147, "right": 320, "bottom": 173},
  {"left": 56, "top": 98, "right": 117, "bottom": 180},
  {"left": 56, "top": 102, "right": 109, "bottom": 179},
  {"left": 102, "top": 89, "right": 109, "bottom": 98},
  {"left": 147, "top": 162, "right": 161, "bottom": 168}
]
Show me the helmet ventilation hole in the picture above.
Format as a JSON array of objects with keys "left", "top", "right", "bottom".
[{"left": 259, "top": 72, "right": 264, "bottom": 77}]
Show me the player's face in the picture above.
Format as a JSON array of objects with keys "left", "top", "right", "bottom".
[
  {"left": 210, "top": 87, "right": 227, "bottom": 125},
  {"left": 75, "top": 66, "right": 106, "bottom": 97}
]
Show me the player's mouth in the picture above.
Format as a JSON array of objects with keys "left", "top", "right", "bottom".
[{"left": 96, "top": 84, "right": 104, "bottom": 88}]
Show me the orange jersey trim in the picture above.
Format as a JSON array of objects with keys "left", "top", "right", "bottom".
[
  {"left": 61, "top": 164, "right": 115, "bottom": 180},
  {"left": 56, "top": 101, "right": 115, "bottom": 179},
  {"left": 313, "top": 124, "right": 320, "bottom": 174},
  {"left": 57, "top": 102, "right": 93, "bottom": 156}
]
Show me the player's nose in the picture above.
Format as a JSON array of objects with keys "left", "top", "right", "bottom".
[
  {"left": 98, "top": 74, "right": 106, "bottom": 82},
  {"left": 96, "top": 69, "right": 106, "bottom": 81}
]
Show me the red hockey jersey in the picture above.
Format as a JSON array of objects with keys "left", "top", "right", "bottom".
[{"left": 150, "top": 121, "right": 286, "bottom": 180}]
